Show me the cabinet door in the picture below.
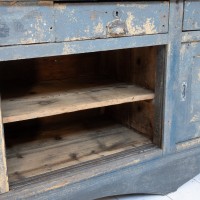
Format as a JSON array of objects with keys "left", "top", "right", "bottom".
[{"left": 176, "top": 42, "right": 200, "bottom": 143}]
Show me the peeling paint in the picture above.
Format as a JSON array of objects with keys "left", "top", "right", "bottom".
[
  {"left": 191, "top": 114, "right": 200, "bottom": 122},
  {"left": 180, "top": 45, "right": 187, "bottom": 60},
  {"left": 117, "top": 4, "right": 148, "bottom": 9},
  {"left": 126, "top": 13, "right": 156, "bottom": 35},
  {"left": 62, "top": 43, "right": 76, "bottom": 54},
  {"left": 94, "top": 22, "right": 104, "bottom": 34},
  {"left": 126, "top": 12, "right": 136, "bottom": 35},
  {"left": 20, "top": 38, "right": 36, "bottom": 44},
  {"left": 90, "top": 11, "right": 97, "bottom": 21},
  {"left": 84, "top": 26, "right": 90, "bottom": 33},
  {"left": 143, "top": 18, "right": 156, "bottom": 34},
  {"left": 55, "top": 5, "right": 67, "bottom": 13}
]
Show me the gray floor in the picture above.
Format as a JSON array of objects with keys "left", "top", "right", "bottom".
[{"left": 100, "top": 174, "right": 200, "bottom": 200}]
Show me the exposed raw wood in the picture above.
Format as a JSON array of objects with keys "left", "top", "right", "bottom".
[
  {"left": 101, "top": 47, "right": 157, "bottom": 138},
  {"left": 0, "top": 96, "right": 9, "bottom": 193},
  {"left": 2, "top": 80, "right": 154, "bottom": 123},
  {"left": 6, "top": 117, "right": 152, "bottom": 183}
]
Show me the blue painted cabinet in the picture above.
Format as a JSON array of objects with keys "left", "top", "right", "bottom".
[{"left": 1, "top": 1, "right": 200, "bottom": 200}]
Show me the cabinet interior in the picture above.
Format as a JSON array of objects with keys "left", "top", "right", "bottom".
[{"left": 0, "top": 46, "right": 164, "bottom": 184}]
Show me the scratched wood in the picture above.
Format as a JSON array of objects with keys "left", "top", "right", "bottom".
[
  {"left": 0, "top": 2, "right": 54, "bottom": 46},
  {"left": 0, "top": 48, "right": 155, "bottom": 123},
  {"left": 99, "top": 47, "right": 158, "bottom": 139},
  {"left": 5, "top": 117, "right": 151, "bottom": 182},
  {"left": 0, "top": 96, "right": 9, "bottom": 193},
  {"left": 183, "top": 1, "right": 200, "bottom": 31},
  {"left": 2, "top": 81, "right": 154, "bottom": 123},
  {"left": 54, "top": 2, "right": 169, "bottom": 42}
]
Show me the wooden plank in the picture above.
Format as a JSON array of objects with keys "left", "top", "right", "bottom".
[
  {"left": 3, "top": 144, "right": 200, "bottom": 200},
  {"left": 0, "top": 34, "right": 168, "bottom": 62},
  {"left": 0, "top": 96, "right": 9, "bottom": 193},
  {"left": 6, "top": 117, "right": 152, "bottom": 182},
  {"left": 2, "top": 81, "right": 154, "bottom": 123},
  {"left": 162, "top": 0, "right": 184, "bottom": 154}
]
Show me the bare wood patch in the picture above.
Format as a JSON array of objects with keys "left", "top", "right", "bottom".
[
  {"left": 2, "top": 80, "right": 154, "bottom": 123},
  {"left": 0, "top": 96, "right": 9, "bottom": 193}
]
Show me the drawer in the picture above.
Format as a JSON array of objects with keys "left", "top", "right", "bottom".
[
  {"left": 183, "top": 1, "right": 200, "bottom": 31},
  {"left": 0, "top": 2, "right": 54, "bottom": 46},
  {"left": 55, "top": 2, "right": 169, "bottom": 42}
]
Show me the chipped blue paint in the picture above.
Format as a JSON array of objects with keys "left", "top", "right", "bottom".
[
  {"left": 54, "top": 2, "right": 169, "bottom": 42},
  {"left": 0, "top": 3, "right": 54, "bottom": 46},
  {"left": 162, "top": 0, "right": 184, "bottom": 154},
  {"left": 183, "top": 1, "right": 200, "bottom": 31},
  {"left": 176, "top": 42, "right": 200, "bottom": 143},
  {"left": 182, "top": 31, "right": 200, "bottom": 43},
  {"left": 0, "top": 33, "right": 168, "bottom": 61}
]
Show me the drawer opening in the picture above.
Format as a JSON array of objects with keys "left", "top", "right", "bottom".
[{"left": 0, "top": 45, "right": 165, "bottom": 185}]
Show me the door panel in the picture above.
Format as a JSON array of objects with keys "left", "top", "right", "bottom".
[{"left": 176, "top": 42, "right": 200, "bottom": 143}]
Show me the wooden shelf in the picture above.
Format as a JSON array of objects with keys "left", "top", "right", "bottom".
[
  {"left": 6, "top": 117, "right": 152, "bottom": 183},
  {"left": 2, "top": 80, "right": 154, "bottom": 123}
]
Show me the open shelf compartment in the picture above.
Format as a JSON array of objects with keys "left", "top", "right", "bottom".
[{"left": 0, "top": 46, "right": 164, "bottom": 185}]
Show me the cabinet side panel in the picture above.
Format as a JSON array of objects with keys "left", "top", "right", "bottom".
[{"left": 0, "top": 96, "right": 9, "bottom": 193}]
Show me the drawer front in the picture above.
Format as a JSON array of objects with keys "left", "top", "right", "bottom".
[
  {"left": 183, "top": 1, "right": 200, "bottom": 31},
  {"left": 55, "top": 2, "right": 169, "bottom": 42},
  {"left": 176, "top": 42, "right": 200, "bottom": 143},
  {"left": 0, "top": 3, "right": 54, "bottom": 46}
]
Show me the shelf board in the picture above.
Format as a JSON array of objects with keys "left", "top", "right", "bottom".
[
  {"left": 2, "top": 80, "right": 154, "bottom": 123},
  {"left": 6, "top": 117, "right": 152, "bottom": 183}
]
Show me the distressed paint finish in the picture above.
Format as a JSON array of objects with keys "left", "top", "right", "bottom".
[
  {"left": 0, "top": 0, "right": 200, "bottom": 199},
  {"left": 54, "top": 2, "right": 169, "bottom": 42},
  {"left": 0, "top": 97, "right": 9, "bottom": 193},
  {"left": 162, "top": 0, "right": 184, "bottom": 154},
  {"left": 0, "top": 2, "right": 54, "bottom": 46},
  {"left": 176, "top": 42, "right": 200, "bottom": 143},
  {"left": 0, "top": 33, "right": 168, "bottom": 61},
  {"left": 183, "top": 1, "right": 200, "bottom": 31},
  {"left": 182, "top": 31, "right": 200, "bottom": 43}
]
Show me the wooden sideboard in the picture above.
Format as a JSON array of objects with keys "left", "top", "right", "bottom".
[{"left": 0, "top": 1, "right": 200, "bottom": 199}]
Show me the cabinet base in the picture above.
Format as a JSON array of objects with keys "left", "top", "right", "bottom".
[{"left": 1, "top": 146, "right": 200, "bottom": 200}]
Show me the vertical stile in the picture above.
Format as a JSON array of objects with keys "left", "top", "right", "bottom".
[{"left": 0, "top": 95, "right": 9, "bottom": 193}]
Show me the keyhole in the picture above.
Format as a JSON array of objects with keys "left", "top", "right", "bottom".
[
  {"left": 181, "top": 82, "right": 187, "bottom": 101},
  {"left": 113, "top": 10, "right": 121, "bottom": 18}
]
